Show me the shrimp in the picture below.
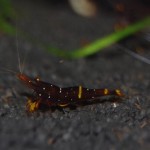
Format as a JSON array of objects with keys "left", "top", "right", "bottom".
[{"left": 17, "top": 73, "right": 123, "bottom": 112}]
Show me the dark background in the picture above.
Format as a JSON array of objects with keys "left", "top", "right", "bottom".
[{"left": 0, "top": 0, "right": 150, "bottom": 150}]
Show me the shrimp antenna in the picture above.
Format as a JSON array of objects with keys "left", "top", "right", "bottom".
[
  {"left": 15, "top": 16, "right": 29, "bottom": 74},
  {"left": 16, "top": 25, "right": 22, "bottom": 74},
  {"left": 15, "top": 15, "right": 24, "bottom": 74},
  {"left": 21, "top": 48, "right": 29, "bottom": 74},
  {"left": 0, "top": 67, "right": 17, "bottom": 75}
]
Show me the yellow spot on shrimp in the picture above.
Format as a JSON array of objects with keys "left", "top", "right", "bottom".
[
  {"left": 26, "top": 99, "right": 40, "bottom": 112},
  {"left": 59, "top": 104, "right": 68, "bottom": 107},
  {"left": 115, "top": 89, "right": 122, "bottom": 96},
  {"left": 104, "top": 89, "right": 109, "bottom": 95},
  {"left": 78, "top": 85, "right": 82, "bottom": 99}
]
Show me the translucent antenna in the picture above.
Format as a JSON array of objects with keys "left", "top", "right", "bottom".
[
  {"left": 16, "top": 26, "right": 22, "bottom": 73},
  {"left": 15, "top": 17, "right": 29, "bottom": 74},
  {"left": 0, "top": 67, "right": 17, "bottom": 75},
  {"left": 21, "top": 49, "right": 29, "bottom": 74}
]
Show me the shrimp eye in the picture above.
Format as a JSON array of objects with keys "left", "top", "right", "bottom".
[{"left": 35, "top": 77, "right": 40, "bottom": 82}]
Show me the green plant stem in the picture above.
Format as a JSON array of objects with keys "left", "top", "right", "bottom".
[
  {"left": 46, "top": 17, "right": 150, "bottom": 59},
  {"left": 1, "top": 15, "right": 149, "bottom": 60}
]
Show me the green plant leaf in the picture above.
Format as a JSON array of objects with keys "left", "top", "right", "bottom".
[{"left": 45, "top": 17, "right": 150, "bottom": 59}]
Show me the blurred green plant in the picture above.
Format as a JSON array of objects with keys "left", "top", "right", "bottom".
[
  {"left": 45, "top": 17, "right": 150, "bottom": 59},
  {"left": 0, "top": 0, "right": 16, "bottom": 35},
  {"left": 0, "top": 1, "right": 149, "bottom": 60}
]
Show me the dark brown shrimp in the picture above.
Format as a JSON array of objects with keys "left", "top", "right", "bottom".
[{"left": 17, "top": 73, "right": 124, "bottom": 112}]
